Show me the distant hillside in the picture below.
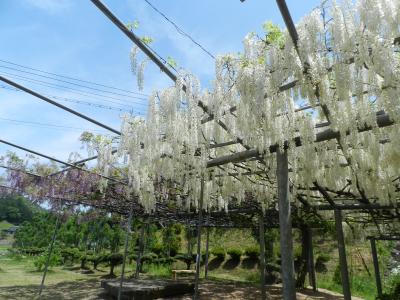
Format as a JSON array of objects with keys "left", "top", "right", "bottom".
[{"left": 0, "top": 196, "right": 40, "bottom": 225}]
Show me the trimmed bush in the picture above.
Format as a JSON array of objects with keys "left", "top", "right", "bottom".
[
  {"left": 227, "top": 248, "right": 242, "bottom": 261},
  {"left": 87, "top": 253, "right": 105, "bottom": 270},
  {"left": 211, "top": 247, "right": 226, "bottom": 260},
  {"left": 175, "top": 253, "right": 196, "bottom": 269},
  {"left": 33, "top": 250, "right": 62, "bottom": 271},
  {"left": 315, "top": 253, "right": 330, "bottom": 273},
  {"left": 108, "top": 253, "right": 124, "bottom": 276},
  {"left": 141, "top": 252, "right": 158, "bottom": 264},
  {"left": 245, "top": 246, "right": 260, "bottom": 260}
]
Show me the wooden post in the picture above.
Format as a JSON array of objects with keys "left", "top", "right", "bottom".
[
  {"left": 307, "top": 227, "right": 317, "bottom": 292},
  {"left": 334, "top": 209, "right": 351, "bottom": 300},
  {"left": 259, "top": 212, "right": 267, "bottom": 300},
  {"left": 38, "top": 216, "right": 60, "bottom": 297},
  {"left": 135, "top": 220, "right": 146, "bottom": 279},
  {"left": 204, "top": 214, "right": 210, "bottom": 279},
  {"left": 194, "top": 177, "right": 205, "bottom": 300},
  {"left": 276, "top": 149, "right": 296, "bottom": 300},
  {"left": 118, "top": 209, "right": 133, "bottom": 300},
  {"left": 370, "top": 238, "right": 382, "bottom": 298}
]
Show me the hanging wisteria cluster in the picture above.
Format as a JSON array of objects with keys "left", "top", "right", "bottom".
[
  {"left": 110, "top": 0, "right": 400, "bottom": 212},
  {"left": 2, "top": 0, "right": 400, "bottom": 216}
]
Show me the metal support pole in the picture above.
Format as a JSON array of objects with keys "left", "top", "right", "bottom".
[
  {"left": 370, "top": 238, "right": 383, "bottom": 298},
  {"left": 276, "top": 149, "right": 296, "bottom": 300},
  {"left": 194, "top": 177, "right": 205, "bottom": 300},
  {"left": 38, "top": 216, "right": 60, "bottom": 297},
  {"left": 204, "top": 214, "right": 210, "bottom": 279},
  {"left": 118, "top": 209, "right": 134, "bottom": 300},
  {"left": 334, "top": 209, "right": 351, "bottom": 300},
  {"left": 135, "top": 220, "right": 146, "bottom": 279},
  {"left": 307, "top": 227, "right": 317, "bottom": 292},
  {"left": 259, "top": 213, "right": 267, "bottom": 300}
]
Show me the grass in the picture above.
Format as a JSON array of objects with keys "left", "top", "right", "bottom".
[{"left": 0, "top": 221, "right": 13, "bottom": 231}]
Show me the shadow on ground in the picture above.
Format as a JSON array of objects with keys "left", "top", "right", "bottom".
[
  {"left": 0, "top": 279, "right": 112, "bottom": 300},
  {"left": 207, "top": 257, "right": 224, "bottom": 271},
  {"left": 222, "top": 259, "right": 240, "bottom": 270},
  {"left": 0, "top": 278, "right": 364, "bottom": 300},
  {"left": 241, "top": 257, "right": 257, "bottom": 269}
]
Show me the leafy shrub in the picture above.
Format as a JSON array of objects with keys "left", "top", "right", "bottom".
[
  {"left": 33, "top": 250, "right": 62, "bottom": 271},
  {"left": 211, "top": 247, "right": 225, "bottom": 260},
  {"left": 107, "top": 253, "right": 124, "bottom": 276},
  {"left": 227, "top": 248, "right": 242, "bottom": 261},
  {"left": 245, "top": 246, "right": 260, "bottom": 260},
  {"left": 60, "top": 247, "right": 80, "bottom": 265},
  {"left": 333, "top": 263, "right": 341, "bottom": 285},
  {"left": 175, "top": 253, "right": 196, "bottom": 269},
  {"left": 87, "top": 253, "right": 105, "bottom": 270},
  {"left": 315, "top": 253, "right": 330, "bottom": 273},
  {"left": 141, "top": 252, "right": 158, "bottom": 264},
  {"left": 128, "top": 253, "right": 137, "bottom": 264},
  {"left": 379, "top": 275, "right": 400, "bottom": 300},
  {"left": 151, "top": 243, "right": 164, "bottom": 256},
  {"left": 154, "top": 257, "right": 175, "bottom": 265},
  {"left": 22, "top": 247, "right": 45, "bottom": 256}
]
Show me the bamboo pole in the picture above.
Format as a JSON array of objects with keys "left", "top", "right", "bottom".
[
  {"left": 38, "top": 215, "right": 60, "bottom": 297},
  {"left": 118, "top": 209, "right": 134, "bottom": 300}
]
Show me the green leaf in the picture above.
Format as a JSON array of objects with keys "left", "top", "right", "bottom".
[
  {"left": 166, "top": 56, "right": 178, "bottom": 68},
  {"left": 141, "top": 36, "right": 154, "bottom": 45},
  {"left": 262, "top": 21, "right": 284, "bottom": 47},
  {"left": 126, "top": 20, "right": 140, "bottom": 31}
]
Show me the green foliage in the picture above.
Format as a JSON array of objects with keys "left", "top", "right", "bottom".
[
  {"left": 262, "top": 21, "right": 284, "bottom": 47},
  {"left": 211, "top": 247, "right": 226, "bottom": 260},
  {"left": 141, "top": 252, "right": 158, "bottom": 264},
  {"left": 315, "top": 253, "right": 330, "bottom": 273},
  {"left": 0, "top": 196, "right": 35, "bottom": 224},
  {"left": 21, "top": 247, "right": 45, "bottom": 256},
  {"left": 14, "top": 212, "right": 57, "bottom": 248},
  {"left": 245, "top": 246, "right": 260, "bottom": 260},
  {"left": 142, "top": 263, "right": 171, "bottom": 278},
  {"left": 161, "top": 224, "right": 181, "bottom": 257},
  {"left": 379, "top": 274, "right": 400, "bottom": 300},
  {"left": 227, "top": 248, "right": 242, "bottom": 261},
  {"left": 141, "top": 36, "right": 154, "bottom": 45},
  {"left": 106, "top": 253, "right": 124, "bottom": 276},
  {"left": 333, "top": 263, "right": 342, "bottom": 285},
  {"left": 33, "top": 249, "right": 62, "bottom": 271},
  {"left": 126, "top": 20, "right": 139, "bottom": 31},
  {"left": 175, "top": 253, "right": 196, "bottom": 269},
  {"left": 0, "top": 220, "right": 13, "bottom": 231},
  {"left": 167, "top": 56, "right": 178, "bottom": 69}
]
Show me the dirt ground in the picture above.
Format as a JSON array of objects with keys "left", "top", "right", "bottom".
[{"left": 0, "top": 279, "right": 364, "bottom": 300}]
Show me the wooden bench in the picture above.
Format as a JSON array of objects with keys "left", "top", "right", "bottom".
[{"left": 171, "top": 269, "right": 196, "bottom": 280}]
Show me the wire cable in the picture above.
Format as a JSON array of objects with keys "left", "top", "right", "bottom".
[
  {"left": 0, "top": 58, "right": 148, "bottom": 96},
  {"left": 0, "top": 64, "right": 148, "bottom": 100},
  {"left": 142, "top": 0, "right": 215, "bottom": 60},
  {"left": 0, "top": 116, "right": 112, "bottom": 134},
  {"left": 0, "top": 71, "right": 148, "bottom": 107},
  {"left": 0, "top": 85, "right": 144, "bottom": 114}
]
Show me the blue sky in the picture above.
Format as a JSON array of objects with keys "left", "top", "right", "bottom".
[{"left": 0, "top": 0, "right": 321, "bottom": 166}]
